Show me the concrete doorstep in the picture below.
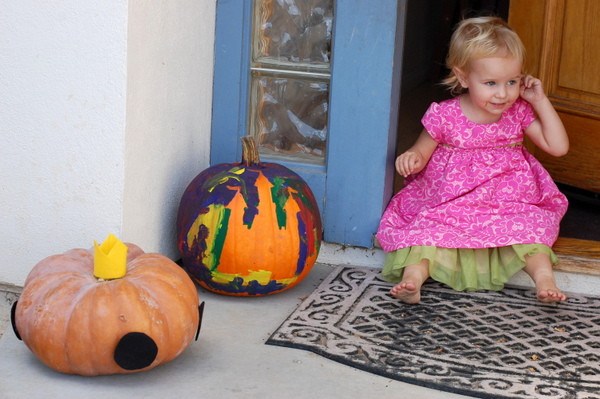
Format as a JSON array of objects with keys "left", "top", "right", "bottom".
[{"left": 0, "top": 243, "right": 598, "bottom": 399}]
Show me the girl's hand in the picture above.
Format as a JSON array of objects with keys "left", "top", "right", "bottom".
[
  {"left": 520, "top": 76, "right": 569, "bottom": 157},
  {"left": 395, "top": 151, "right": 423, "bottom": 177},
  {"left": 395, "top": 129, "right": 438, "bottom": 177},
  {"left": 520, "top": 75, "right": 546, "bottom": 104}
]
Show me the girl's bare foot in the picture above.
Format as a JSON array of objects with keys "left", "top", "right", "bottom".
[
  {"left": 390, "top": 281, "right": 421, "bottom": 304},
  {"left": 537, "top": 288, "right": 567, "bottom": 303},
  {"left": 523, "top": 252, "right": 567, "bottom": 303},
  {"left": 535, "top": 277, "right": 567, "bottom": 303},
  {"left": 389, "top": 260, "right": 430, "bottom": 304}
]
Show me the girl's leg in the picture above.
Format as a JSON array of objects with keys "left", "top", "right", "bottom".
[
  {"left": 522, "top": 252, "right": 567, "bottom": 302},
  {"left": 390, "top": 259, "right": 430, "bottom": 304}
]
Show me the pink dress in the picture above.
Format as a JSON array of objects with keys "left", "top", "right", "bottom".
[{"left": 377, "top": 97, "right": 568, "bottom": 253}]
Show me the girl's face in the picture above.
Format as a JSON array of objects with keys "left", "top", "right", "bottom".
[{"left": 454, "top": 55, "right": 522, "bottom": 123}]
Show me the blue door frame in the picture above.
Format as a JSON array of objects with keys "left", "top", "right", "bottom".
[{"left": 211, "top": 0, "right": 406, "bottom": 248}]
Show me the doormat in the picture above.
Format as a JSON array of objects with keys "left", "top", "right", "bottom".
[{"left": 266, "top": 265, "right": 600, "bottom": 399}]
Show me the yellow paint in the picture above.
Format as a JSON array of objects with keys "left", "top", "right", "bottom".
[
  {"left": 186, "top": 203, "right": 228, "bottom": 270},
  {"left": 207, "top": 167, "right": 246, "bottom": 192},
  {"left": 210, "top": 269, "right": 297, "bottom": 287},
  {"left": 187, "top": 203, "right": 222, "bottom": 249},
  {"left": 186, "top": 213, "right": 203, "bottom": 249},
  {"left": 202, "top": 203, "right": 227, "bottom": 270},
  {"left": 93, "top": 234, "right": 128, "bottom": 280}
]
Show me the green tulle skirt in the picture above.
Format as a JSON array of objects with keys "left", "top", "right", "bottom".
[{"left": 382, "top": 244, "right": 558, "bottom": 292}]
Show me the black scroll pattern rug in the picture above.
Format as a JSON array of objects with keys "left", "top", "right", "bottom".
[{"left": 266, "top": 265, "right": 600, "bottom": 399}]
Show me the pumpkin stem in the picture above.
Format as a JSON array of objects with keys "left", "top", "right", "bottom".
[{"left": 241, "top": 136, "right": 260, "bottom": 166}]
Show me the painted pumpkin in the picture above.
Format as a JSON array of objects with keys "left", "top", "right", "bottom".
[
  {"left": 176, "top": 136, "right": 322, "bottom": 296},
  {"left": 12, "top": 236, "right": 203, "bottom": 376}
]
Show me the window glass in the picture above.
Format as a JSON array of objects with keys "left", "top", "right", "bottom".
[{"left": 250, "top": 0, "right": 333, "bottom": 165}]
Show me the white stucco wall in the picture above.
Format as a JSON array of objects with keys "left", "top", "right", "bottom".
[
  {"left": 123, "top": 0, "right": 214, "bottom": 259},
  {"left": 0, "top": 1, "right": 215, "bottom": 285}
]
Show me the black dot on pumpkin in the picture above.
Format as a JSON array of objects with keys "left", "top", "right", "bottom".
[
  {"left": 11, "top": 301, "right": 21, "bottom": 341},
  {"left": 114, "top": 332, "right": 158, "bottom": 370},
  {"left": 195, "top": 301, "right": 205, "bottom": 341}
]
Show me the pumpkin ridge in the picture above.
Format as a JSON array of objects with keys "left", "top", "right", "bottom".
[
  {"left": 64, "top": 281, "right": 106, "bottom": 374},
  {"left": 128, "top": 255, "right": 195, "bottom": 286},
  {"left": 125, "top": 282, "right": 170, "bottom": 363},
  {"left": 20, "top": 273, "right": 87, "bottom": 317},
  {"left": 136, "top": 282, "right": 194, "bottom": 361},
  {"left": 129, "top": 265, "right": 193, "bottom": 298},
  {"left": 24, "top": 251, "right": 92, "bottom": 285},
  {"left": 103, "top": 279, "right": 161, "bottom": 371},
  {"left": 125, "top": 277, "right": 197, "bottom": 364},
  {"left": 126, "top": 257, "right": 199, "bottom": 347},
  {"left": 28, "top": 275, "right": 94, "bottom": 373}
]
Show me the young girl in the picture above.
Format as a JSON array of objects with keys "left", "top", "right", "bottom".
[{"left": 376, "top": 16, "right": 569, "bottom": 304}]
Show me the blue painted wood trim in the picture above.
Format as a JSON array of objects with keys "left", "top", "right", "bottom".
[
  {"left": 211, "top": 0, "right": 327, "bottom": 217},
  {"left": 211, "top": 0, "right": 252, "bottom": 165},
  {"left": 324, "top": 0, "right": 406, "bottom": 247}
]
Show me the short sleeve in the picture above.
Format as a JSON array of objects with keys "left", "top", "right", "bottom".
[
  {"left": 420, "top": 102, "right": 444, "bottom": 143},
  {"left": 515, "top": 99, "right": 536, "bottom": 129}
]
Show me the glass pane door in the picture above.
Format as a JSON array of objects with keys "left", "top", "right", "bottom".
[{"left": 249, "top": 0, "right": 333, "bottom": 166}]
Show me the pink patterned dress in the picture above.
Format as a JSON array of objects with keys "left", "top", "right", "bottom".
[{"left": 376, "top": 97, "right": 568, "bottom": 291}]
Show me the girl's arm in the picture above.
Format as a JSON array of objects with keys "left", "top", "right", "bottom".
[
  {"left": 521, "top": 75, "right": 569, "bottom": 157},
  {"left": 395, "top": 129, "right": 438, "bottom": 177}
]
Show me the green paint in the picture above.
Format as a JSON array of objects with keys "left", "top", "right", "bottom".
[
  {"left": 243, "top": 207, "right": 253, "bottom": 229},
  {"left": 270, "top": 177, "right": 290, "bottom": 229},
  {"left": 211, "top": 207, "right": 231, "bottom": 271}
]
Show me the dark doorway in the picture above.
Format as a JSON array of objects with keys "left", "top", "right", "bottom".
[{"left": 395, "top": 0, "right": 509, "bottom": 192}]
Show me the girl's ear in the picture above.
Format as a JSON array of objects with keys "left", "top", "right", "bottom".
[{"left": 453, "top": 67, "right": 468, "bottom": 88}]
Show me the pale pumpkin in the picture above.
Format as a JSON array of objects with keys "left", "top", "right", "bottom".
[{"left": 12, "top": 242, "right": 203, "bottom": 376}]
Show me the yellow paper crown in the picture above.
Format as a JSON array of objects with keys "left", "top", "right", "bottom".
[{"left": 93, "top": 234, "right": 128, "bottom": 280}]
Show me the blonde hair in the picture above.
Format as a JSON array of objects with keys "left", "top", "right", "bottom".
[{"left": 443, "top": 16, "right": 526, "bottom": 95}]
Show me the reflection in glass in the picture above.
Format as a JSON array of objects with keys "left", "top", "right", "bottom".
[
  {"left": 250, "top": 74, "right": 328, "bottom": 164},
  {"left": 253, "top": 0, "right": 333, "bottom": 68},
  {"left": 250, "top": 0, "right": 333, "bottom": 165}
]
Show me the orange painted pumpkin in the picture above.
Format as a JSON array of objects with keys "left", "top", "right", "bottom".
[
  {"left": 176, "top": 137, "right": 322, "bottom": 296},
  {"left": 12, "top": 241, "right": 203, "bottom": 376}
]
